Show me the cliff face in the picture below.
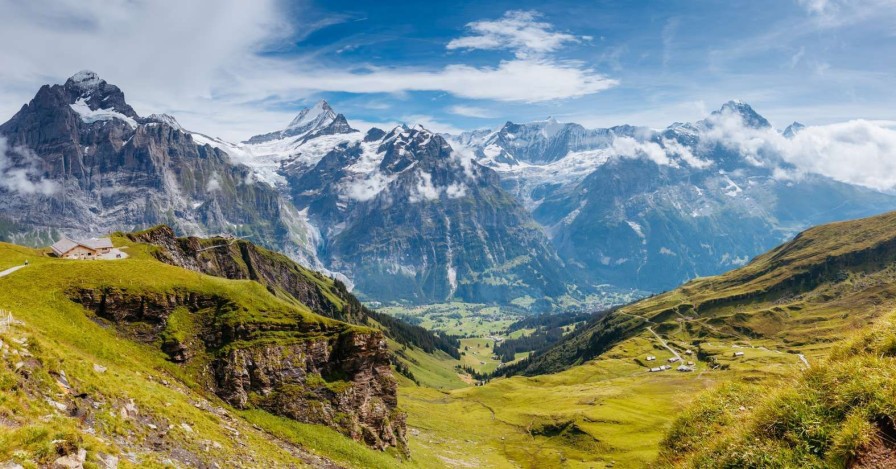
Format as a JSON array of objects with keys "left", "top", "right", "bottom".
[
  {"left": 70, "top": 275, "right": 406, "bottom": 451},
  {"left": 0, "top": 71, "right": 320, "bottom": 267},
  {"left": 127, "top": 225, "right": 352, "bottom": 321},
  {"left": 216, "top": 333, "right": 405, "bottom": 450}
]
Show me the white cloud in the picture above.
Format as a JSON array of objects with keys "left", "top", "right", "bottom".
[
  {"left": 278, "top": 59, "right": 617, "bottom": 103},
  {"left": 206, "top": 172, "right": 221, "bottom": 192},
  {"left": 409, "top": 171, "right": 441, "bottom": 203},
  {"left": 662, "top": 137, "right": 712, "bottom": 169},
  {"left": 447, "top": 10, "right": 581, "bottom": 59},
  {"left": 700, "top": 109, "right": 896, "bottom": 191},
  {"left": 0, "top": 137, "right": 60, "bottom": 195},
  {"left": 445, "top": 182, "right": 468, "bottom": 198},
  {"left": 780, "top": 120, "right": 896, "bottom": 191},
  {"left": 448, "top": 105, "right": 494, "bottom": 118},
  {"left": 611, "top": 136, "right": 674, "bottom": 166},
  {"left": 400, "top": 115, "right": 465, "bottom": 135},
  {"left": 0, "top": 3, "right": 616, "bottom": 142}
]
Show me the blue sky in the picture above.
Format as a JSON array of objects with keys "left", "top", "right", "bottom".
[{"left": 0, "top": 0, "right": 893, "bottom": 139}]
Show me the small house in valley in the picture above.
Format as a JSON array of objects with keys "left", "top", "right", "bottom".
[{"left": 51, "top": 236, "right": 114, "bottom": 259}]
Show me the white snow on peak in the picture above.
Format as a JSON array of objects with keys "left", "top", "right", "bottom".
[
  {"left": 200, "top": 131, "right": 363, "bottom": 188},
  {"left": 69, "top": 98, "right": 136, "bottom": 129},
  {"left": 340, "top": 139, "right": 400, "bottom": 201},
  {"left": 287, "top": 100, "right": 336, "bottom": 131},
  {"left": 68, "top": 70, "right": 103, "bottom": 89},
  {"left": 147, "top": 114, "right": 182, "bottom": 130}
]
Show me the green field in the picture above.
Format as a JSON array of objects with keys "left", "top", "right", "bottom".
[
  {"left": 378, "top": 302, "right": 524, "bottom": 337},
  {"left": 398, "top": 325, "right": 808, "bottom": 468}
]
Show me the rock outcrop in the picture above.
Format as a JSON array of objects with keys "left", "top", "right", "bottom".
[{"left": 69, "top": 279, "right": 406, "bottom": 452}]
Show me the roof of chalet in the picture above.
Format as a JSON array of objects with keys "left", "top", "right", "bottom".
[{"left": 51, "top": 236, "right": 113, "bottom": 255}]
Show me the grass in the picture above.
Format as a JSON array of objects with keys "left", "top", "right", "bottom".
[
  {"left": 390, "top": 340, "right": 467, "bottom": 390},
  {"left": 660, "top": 310, "right": 896, "bottom": 468},
  {"left": 396, "top": 322, "right": 814, "bottom": 468},
  {"left": 0, "top": 240, "right": 403, "bottom": 467},
  {"left": 0, "top": 243, "right": 310, "bottom": 466},
  {"left": 240, "top": 409, "right": 411, "bottom": 469}
]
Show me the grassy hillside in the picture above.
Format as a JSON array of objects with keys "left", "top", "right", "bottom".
[
  {"left": 513, "top": 210, "right": 896, "bottom": 376},
  {"left": 0, "top": 238, "right": 418, "bottom": 467},
  {"left": 659, "top": 311, "right": 896, "bottom": 468}
]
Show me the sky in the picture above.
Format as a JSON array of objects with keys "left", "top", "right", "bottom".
[{"left": 0, "top": 0, "right": 894, "bottom": 141}]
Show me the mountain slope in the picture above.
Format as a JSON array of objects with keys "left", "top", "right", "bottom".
[
  {"left": 0, "top": 71, "right": 320, "bottom": 266},
  {"left": 237, "top": 120, "right": 578, "bottom": 308},
  {"left": 508, "top": 209, "right": 896, "bottom": 376},
  {"left": 659, "top": 312, "right": 896, "bottom": 468},
  {"left": 127, "top": 224, "right": 461, "bottom": 358},
  {"left": 0, "top": 231, "right": 414, "bottom": 462}
]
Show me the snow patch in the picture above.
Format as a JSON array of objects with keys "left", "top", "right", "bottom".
[{"left": 69, "top": 98, "right": 137, "bottom": 129}]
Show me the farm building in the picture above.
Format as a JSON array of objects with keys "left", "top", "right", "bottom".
[
  {"left": 734, "top": 351, "right": 745, "bottom": 357},
  {"left": 668, "top": 357, "right": 681, "bottom": 363},
  {"left": 646, "top": 355, "right": 656, "bottom": 361},
  {"left": 51, "top": 236, "right": 114, "bottom": 259}
]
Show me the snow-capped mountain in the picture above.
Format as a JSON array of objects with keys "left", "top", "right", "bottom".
[
  {"left": 455, "top": 101, "right": 896, "bottom": 291},
  {"left": 4, "top": 73, "right": 895, "bottom": 306},
  {"left": 301, "top": 125, "right": 574, "bottom": 305},
  {"left": 0, "top": 71, "right": 320, "bottom": 266},
  {"left": 243, "top": 99, "right": 356, "bottom": 145},
  {"left": 233, "top": 115, "right": 576, "bottom": 306}
]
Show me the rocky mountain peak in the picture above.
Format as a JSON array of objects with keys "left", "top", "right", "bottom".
[
  {"left": 146, "top": 113, "right": 183, "bottom": 130},
  {"left": 377, "top": 124, "right": 452, "bottom": 173},
  {"left": 713, "top": 100, "right": 771, "bottom": 128},
  {"left": 65, "top": 70, "right": 104, "bottom": 90},
  {"left": 287, "top": 99, "right": 336, "bottom": 130},
  {"left": 60, "top": 70, "right": 138, "bottom": 119},
  {"left": 783, "top": 121, "right": 806, "bottom": 138},
  {"left": 244, "top": 99, "right": 356, "bottom": 145}
]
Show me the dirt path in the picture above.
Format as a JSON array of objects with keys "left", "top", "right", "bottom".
[
  {"left": 647, "top": 326, "right": 681, "bottom": 361},
  {"left": 0, "top": 265, "right": 27, "bottom": 278}
]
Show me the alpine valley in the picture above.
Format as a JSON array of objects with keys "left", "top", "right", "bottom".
[
  {"left": 3, "top": 72, "right": 894, "bottom": 310},
  {"left": 3, "top": 71, "right": 896, "bottom": 468}
]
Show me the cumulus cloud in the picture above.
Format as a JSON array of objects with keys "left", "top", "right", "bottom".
[
  {"left": 447, "top": 10, "right": 581, "bottom": 59},
  {"left": 662, "top": 137, "right": 712, "bottom": 169},
  {"left": 779, "top": 120, "right": 896, "bottom": 190},
  {"left": 445, "top": 182, "right": 468, "bottom": 198},
  {"left": 700, "top": 109, "right": 896, "bottom": 191},
  {"left": 0, "top": 137, "right": 59, "bottom": 195}
]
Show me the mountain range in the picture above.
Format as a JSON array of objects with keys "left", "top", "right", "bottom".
[{"left": 2, "top": 71, "right": 895, "bottom": 309}]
